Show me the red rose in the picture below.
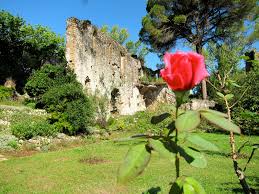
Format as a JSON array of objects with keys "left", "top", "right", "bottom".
[{"left": 160, "top": 51, "right": 209, "bottom": 91}]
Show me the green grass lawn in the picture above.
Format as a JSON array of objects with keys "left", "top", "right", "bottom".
[{"left": 0, "top": 132, "right": 258, "bottom": 194}]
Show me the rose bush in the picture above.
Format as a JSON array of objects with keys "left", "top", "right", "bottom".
[
  {"left": 160, "top": 51, "right": 209, "bottom": 91},
  {"left": 118, "top": 51, "right": 242, "bottom": 194}
]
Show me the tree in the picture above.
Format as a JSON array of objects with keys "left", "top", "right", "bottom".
[
  {"left": 100, "top": 25, "right": 129, "bottom": 45},
  {"left": 0, "top": 10, "right": 65, "bottom": 91},
  {"left": 139, "top": 0, "right": 258, "bottom": 99},
  {"left": 125, "top": 40, "right": 149, "bottom": 62},
  {"left": 101, "top": 25, "right": 149, "bottom": 62}
]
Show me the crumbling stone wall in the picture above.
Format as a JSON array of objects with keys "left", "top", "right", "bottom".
[{"left": 66, "top": 18, "right": 146, "bottom": 115}]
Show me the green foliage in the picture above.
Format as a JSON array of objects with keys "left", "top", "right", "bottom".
[
  {"left": 206, "top": 34, "right": 258, "bottom": 135},
  {"left": 234, "top": 67, "right": 259, "bottom": 112},
  {"left": 89, "top": 93, "right": 109, "bottom": 129},
  {"left": 140, "top": 0, "right": 257, "bottom": 56},
  {"left": 125, "top": 40, "right": 149, "bottom": 61},
  {"left": 200, "top": 110, "right": 240, "bottom": 134},
  {"left": 186, "top": 134, "right": 219, "bottom": 152},
  {"left": 100, "top": 25, "right": 149, "bottom": 62},
  {"left": 170, "top": 176, "right": 206, "bottom": 194},
  {"left": 11, "top": 117, "right": 57, "bottom": 139},
  {"left": 0, "top": 10, "right": 65, "bottom": 91},
  {"left": 7, "top": 140, "right": 18, "bottom": 149},
  {"left": 233, "top": 110, "right": 259, "bottom": 135},
  {"left": 25, "top": 64, "right": 94, "bottom": 135},
  {"left": 140, "top": 74, "right": 164, "bottom": 84},
  {"left": 100, "top": 25, "right": 129, "bottom": 45},
  {"left": 0, "top": 86, "right": 13, "bottom": 101},
  {"left": 108, "top": 105, "right": 173, "bottom": 134},
  {"left": 25, "top": 64, "right": 76, "bottom": 97},
  {"left": 117, "top": 90, "right": 241, "bottom": 191},
  {"left": 232, "top": 64, "right": 259, "bottom": 134},
  {"left": 117, "top": 143, "right": 151, "bottom": 183},
  {"left": 42, "top": 83, "right": 94, "bottom": 135},
  {"left": 148, "top": 139, "right": 175, "bottom": 163},
  {"left": 175, "top": 111, "right": 200, "bottom": 132}
]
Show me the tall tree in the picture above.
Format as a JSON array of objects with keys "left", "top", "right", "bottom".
[
  {"left": 139, "top": 0, "right": 257, "bottom": 99},
  {"left": 0, "top": 10, "right": 65, "bottom": 91},
  {"left": 125, "top": 40, "right": 149, "bottom": 62},
  {"left": 100, "top": 25, "right": 129, "bottom": 45},
  {"left": 100, "top": 25, "right": 149, "bottom": 63}
]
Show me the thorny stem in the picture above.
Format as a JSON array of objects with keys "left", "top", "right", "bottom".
[
  {"left": 175, "top": 106, "right": 180, "bottom": 178},
  {"left": 224, "top": 98, "right": 255, "bottom": 194}
]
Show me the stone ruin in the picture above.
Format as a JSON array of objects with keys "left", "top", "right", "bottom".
[
  {"left": 66, "top": 18, "right": 148, "bottom": 115},
  {"left": 66, "top": 18, "right": 214, "bottom": 115}
]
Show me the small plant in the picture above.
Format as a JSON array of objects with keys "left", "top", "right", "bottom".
[
  {"left": 7, "top": 140, "right": 19, "bottom": 149},
  {"left": 11, "top": 117, "right": 57, "bottom": 139},
  {"left": 0, "top": 86, "right": 13, "bottom": 101},
  {"left": 89, "top": 92, "right": 109, "bottom": 129}
]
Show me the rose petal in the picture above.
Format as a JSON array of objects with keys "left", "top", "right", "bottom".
[{"left": 188, "top": 52, "right": 209, "bottom": 87}]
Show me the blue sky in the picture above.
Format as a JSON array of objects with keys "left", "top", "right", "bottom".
[
  {"left": 1, "top": 0, "right": 193, "bottom": 69},
  {"left": 1, "top": 0, "right": 258, "bottom": 69}
]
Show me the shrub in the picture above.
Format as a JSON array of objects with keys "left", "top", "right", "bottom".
[
  {"left": 7, "top": 140, "right": 19, "bottom": 149},
  {"left": 11, "top": 117, "right": 57, "bottom": 139},
  {"left": 25, "top": 64, "right": 77, "bottom": 97},
  {"left": 89, "top": 93, "right": 109, "bottom": 129},
  {"left": 233, "top": 109, "right": 259, "bottom": 135},
  {"left": 25, "top": 64, "right": 95, "bottom": 135},
  {"left": 42, "top": 83, "right": 94, "bottom": 135},
  {"left": 0, "top": 86, "right": 13, "bottom": 101},
  {"left": 107, "top": 104, "right": 174, "bottom": 134}
]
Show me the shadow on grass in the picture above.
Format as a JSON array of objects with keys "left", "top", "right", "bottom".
[
  {"left": 142, "top": 186, "right": 161, "bottom": 194},
  {"left": 221, "top": 176, "right": 259, "bottom": 194},
  {"left": 203, "top": 150, "right": 230, "bottom": 158}
]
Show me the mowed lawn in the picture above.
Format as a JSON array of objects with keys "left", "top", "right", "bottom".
[{"left": 0, "top": 132, "right": 258, "bottom": 194}]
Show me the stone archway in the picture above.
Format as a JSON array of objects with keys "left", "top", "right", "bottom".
[{"left": 110, "top": 88, "right": 120, "bottom": 114}]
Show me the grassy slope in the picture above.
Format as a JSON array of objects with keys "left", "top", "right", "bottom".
[{"left": 0, "top": 132, "right": 258, "bottom": 194}]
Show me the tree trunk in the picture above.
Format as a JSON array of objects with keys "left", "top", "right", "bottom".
[{"left": 196, "top": 44, "right": 207, "bottom": 100}]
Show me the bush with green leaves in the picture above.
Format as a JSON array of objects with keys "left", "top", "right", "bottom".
[
  {"left": 25, "top": 64, "right": 94, "bottom": 135},
  {"left": 231, "top": 65, "right": 259, "bottom": 135},
  {"left": 0, "top": 11, "right": 65, "bottom": 91},
  {"left": 11, "top": 117, "right": 57, "bottom": 140},
  {"left": 0, "top": 86, "right": 13, "bottom": 101},
  {"left": 233, "top": 109, "right": 259, "bottom": 135},
  {"left": 25, "top": 64, "right": 76, "bottom": 97},
  {"left": 42, "top": 83, "right": 94, "bottom": 135}
]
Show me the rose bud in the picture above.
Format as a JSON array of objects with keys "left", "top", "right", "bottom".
[{"left": 160, "top": 51, "right": 209, "bottom": 91}]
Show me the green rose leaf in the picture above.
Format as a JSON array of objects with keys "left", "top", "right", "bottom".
[
  {"left": 151, "top": 113, "right": 171, "bottom": 124},
  {"left": 170, "top": 141, "right": 207, "bottom": 168},
  {"left": 225, "top": 94, "right": 234, "bottom": 100},
  {"left": 170, "top": 176, "right": 206, "bottom": 194},
  {"left": 175, "top": 111, "right": 200, "bottom": 131},
  {"left": 199, "top": 109, "right": 228, "bottom": 118},
  {"left": 216, "top": 92, "right": 225, "bottom": 98},
  {"left": 148, "top": 139, "right": 176, "bottom": 162},
  {"left": 117, "top": 143, "right": 151, "bottom": 183},
  {"left": 201, "top": 112, "right": 241, "bottom": 134},
  {"left": 186, "top": 134, "right": 219, "bottom": 152},
  {"left": 169, "top": 176, "right": 185, "bottom": 194},
  {"left": 184, "top": 177, "right": 206, "bottom": 194},
  {"left": 183, "top": 183, "right": 195, "bottom": 194},
  {"left": 183, "top": 147, "right": 207, "bottom": 168}
]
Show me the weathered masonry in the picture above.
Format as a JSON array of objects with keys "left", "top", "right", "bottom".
[{"left": 66, "top": 18, "right": 146, "bottom": 115}]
